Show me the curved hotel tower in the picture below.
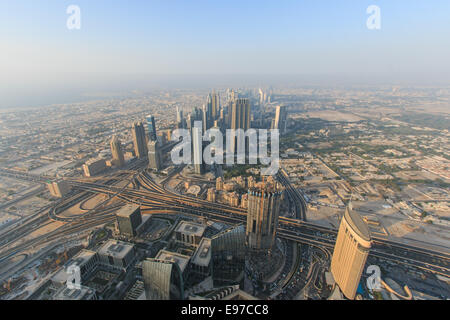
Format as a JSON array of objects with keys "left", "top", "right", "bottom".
[{"left": 331, "top": 204, "right": 371, "bottom": 300}]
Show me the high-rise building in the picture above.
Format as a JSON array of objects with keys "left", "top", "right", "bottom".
[
  {"left": 131, "top": 121, "right": 148, "bottom": 159},
  {"left": 230, "top": 98, "right": 250, "bottom": 131},
  {"left": 330, "top": 204, "right": 371, "bottom": 300},
  {"left": 83, "top": 158, "right": 107, "bottom": 177},
  {"left": 273, "top": 105, "right": 287, "bottom": 134},
  {"left": 207, "top": 91, "right": 220, "bottom": 121},
  {"left": 246, "top": 185, "right": 282, "bottom": 252},
  {"left": 142, "top": 257, "right": 185, "bottom": 300},
  {"left": 146, "top": 115, "right": 157, "bottom": 142},
  {"left": 192, "top": 121, "right": 205, "bottom": 174},
  {"left": 148, "top": 140, "right": 162, "bottom": 171},
  {"left": 47, "top": 180, "right": 71, "bottom": 198},
  {"left": 176, "top": 106, "right": 185, "bottom": 129},
  {"left": 110, "top": 135, "right": 125, "bottom": 167},
  {"left": 229, "top": 96, "right": 251, "bottom": 154},
  {"left": 116, "top": 204, "right": 142, "bottom": 237}
]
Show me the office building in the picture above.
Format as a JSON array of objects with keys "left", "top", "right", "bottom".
[
  {"left": 192, "top": 121, "right": 205, "bottom": 174},
  {"left": 146, "top": 115, "right": 157, "bottom": 142},
  {"left": 82, "top": 158, "right": 107, "bottom": 177},
  {"left": 97, "top": 240, "right": 136, "bottom": 271},
  {"left": 47, "top": 179, "right": 71, "bottom": 198},
  {"left": 116, "top": 204, "right": 142, "bottom": 237},
  {"left": 211, "top": 224, "right": 246, "bottom": 286},
  {"left": 229, "top": 96, "right": 251, "bottom": 154},
  {"left": 148, "top": 140, "right": 162, "bottom": 171},
  {"left": 142, "top": 257, "right": 185, "bottom": 300},
  {"left": 191, "top": 238, "right": 212, "bottom": 278},
  {"left": 175, "top": 221, "right": 206, "bottom": 246},
  {"left": 246, "top": 186, "right": 282, "bottom": 252},
  {"left": 131, "top": 121, "right": 148, "bottom": 159},
  {"left": 110, "top": 135, "right": 125, "bottom": 167},
  {"left": 207, "top": 91, "right": 220, "bottom": 121},
  {"left": 273, "top": 105, "right": 287, "bottom": 134},
  {"left": 331, "top": 204, "right": 371, "bottom": 300}
]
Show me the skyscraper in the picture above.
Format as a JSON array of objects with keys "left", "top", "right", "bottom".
[
  {"left": 229, "top": 95, "right": 251, "bottom": 155},
  {"left": 131, "top": 121, "right": 148, "bottom": 159},
  {"left": 176, "top": 106, "right": 185, "bottom": 129},
  {"left": 230, "top": 98, "right": 250, "bottom": 131},
  {"left": 192, "top": 121, "right": 205, "bottom": 174},
  {"left": 148, "top": 140, "right": 162, "bottom": 171},
  {"left": 330, "top": 204, "right": 371, "bottom": 300},
  {"left": 146, "top": 115, "right": 157, "bottom": 142},
  {"left": 110, "top": 135, "right": 125, "bottom": 167},
  {"left": 246, "top": 184, "right": 281, "bottom": 252},
  {"left": 273, "top": 105, "right": 287, "bottom": 134},
  {"left": 207, "top": 91, "right": 220, "bottom": 121}
]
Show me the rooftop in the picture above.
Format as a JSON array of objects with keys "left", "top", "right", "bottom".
[
  {"left": 175, "top": 221, "right": 206, "bottom": 237},
  {"left": 155, "top": 249, "right": 191, "bottom": 273},
  {"left": 191, "top": 238, "right": 211, "bottom": 267},
  {"left": 97, "top": 240, "right": 135, "bottom": 259},
  {"left": 344, "top": 204, "right": 371, "bottom": 242},
  {"left": 116, "top": 204, "right": 140, "bottom": 218}
]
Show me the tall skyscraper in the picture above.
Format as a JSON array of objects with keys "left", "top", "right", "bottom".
[
  {"left": 207, "top": 91, "right": 220, "bottom": 121},
  {"left": 331, "top": 204, "right": 371, "bottom": 300},
  {"left": 176, "top": 106, "right": 185, "bottom": 129},
  {"left": 131, "top": 121, "right": 148, "bottom": 159},
  {"left": 273, "top": 105, "right": 287, "bottom": 134},
  {"left": 110, "top": 135, "right": 125, "bottom": 167},
  {"left": 148, "top": 140, "right": 162, "bottom": 171},
  {"left": 246, "top": 184, "right": 281, "bottom": 252},
  {"left": 229, "top": 95, "right": 251, "bottom": 154},
  {"left": 230, "top": 98, "right": 250, "bottom": 131},
  {"left": 146, "top": 115, "right": 157, "bottom": 142},
  {"left": 192, "top": 121, "right": 205, "bottom": 174},
  {"left": 202, "top": 104, "right": 209, "bottom": 133}
]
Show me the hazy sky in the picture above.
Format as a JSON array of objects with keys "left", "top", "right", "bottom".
[{"left": 1, "top": 0, "right": 450, "bottom": 108}]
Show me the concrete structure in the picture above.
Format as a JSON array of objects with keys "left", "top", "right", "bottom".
[
  {"left": 175, "top": 221, "right": 206, "bottom": 246},
  {"left": 97, "top": 240, "right": 136, "bottom": 271},
  {"left": 331, "top": 204, "right": 371, "bottom": 300},
  {"left": 82, "top": 158, "right": 107, "bottom": 177},
  {"left": 246, "top": 187, "right": 282, "bottom": 251},
  {"left": 110, "top": 135, "right": 125, "bottom": 167},
  {"left": 207, "top": 91, "right": 220, "bottom": 121},
  {"left": 131, "top": 121, "right": 148, "bottom": 159},
  {"left": 155, "top": 249, "right": 191, "bottom": 277},
  {"left": 116, "top": 204, "right": 142, "bottom": 237}
]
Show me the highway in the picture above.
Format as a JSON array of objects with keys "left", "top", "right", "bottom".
[{"left": 61, "top": 171, "right": 450, "bottom": 278}]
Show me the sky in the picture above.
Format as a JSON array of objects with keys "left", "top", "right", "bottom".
[{"left": 1, "top": 0, "right": 450, "bottom": 108}]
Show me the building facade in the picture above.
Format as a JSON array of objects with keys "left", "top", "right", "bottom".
[{"left": 330, "top": 204, "right": 371, "bottom": 300}]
